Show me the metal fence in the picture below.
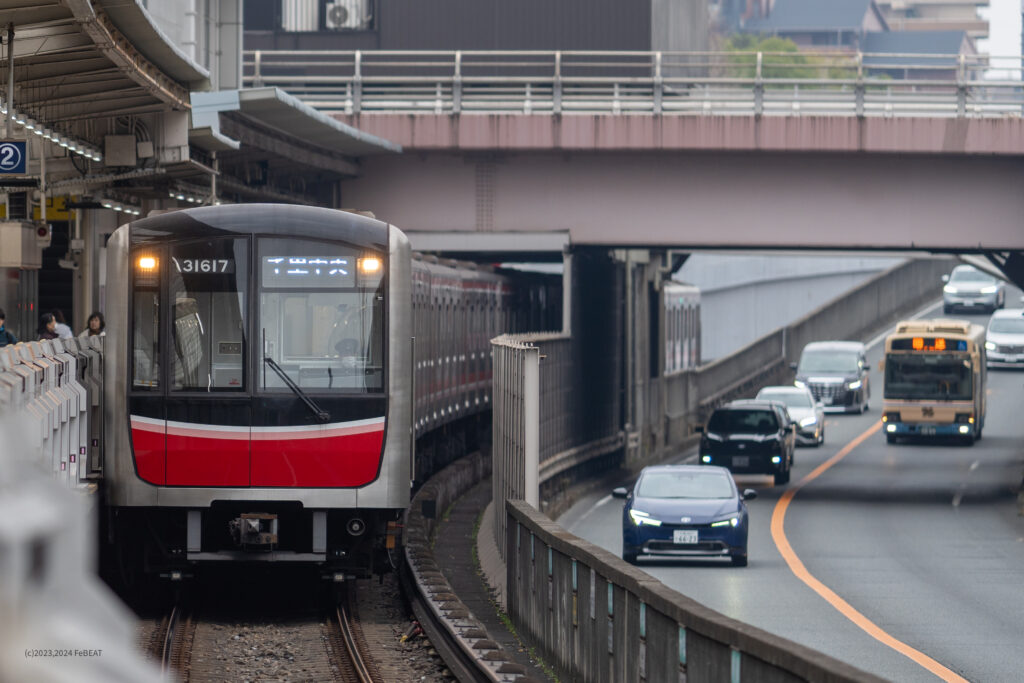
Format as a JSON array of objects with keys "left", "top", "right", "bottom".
[
  {"left": 490, "top": 336, "right": 541, "bottom": 559},
  {"left": 0, "top": 338, "right": 104, "bottom": 490},
  {"left": 505, "top": 499, "right": 886, "bottom": 683},
  {"left": 243, "top": 49, "right": 1024, "bottom": 117}
]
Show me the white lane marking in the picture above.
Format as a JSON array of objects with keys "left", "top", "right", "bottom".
[
  {"left": 952, "top": 461, "right": 981, "bottom": 507},
  {"left": 572, "top": 494, "right": 615, "bottom": 529},
  {"left": 865, "top": 298, "right": 943, "bottom": 350}
]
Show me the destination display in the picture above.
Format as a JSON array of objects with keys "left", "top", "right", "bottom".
[
  {"left": 261, "top": 255, "right": 356, "bottom": 288},
  {"left": 891, "top": 337, "right": 969, "bottom": 352}
]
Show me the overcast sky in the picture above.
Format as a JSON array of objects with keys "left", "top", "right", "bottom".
[{"left": 977, "top": 0, "right": 1023, "bottom": 78}]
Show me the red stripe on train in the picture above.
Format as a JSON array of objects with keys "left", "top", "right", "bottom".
[{"left": 130, "top": 423, "right": 386, "bottom": 487}]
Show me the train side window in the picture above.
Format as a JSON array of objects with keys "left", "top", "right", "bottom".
[{"left": 168, "top": 238, "right": 249, "bottom": 391}]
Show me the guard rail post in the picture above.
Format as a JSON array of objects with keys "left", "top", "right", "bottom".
[
  {"left": 553, "top": 51, "right": 563, "bottom": 114},
  {"left": 452, "top": 50, "right": 462, "bottom": 114},
  {"left": 252, "top": 50, "right": 262, "bottom": 87},
  {"left": 754, "top": 51, "right": 764, "bottom": 116},
  {"left": 353, "top": 50, "right": 363, "bottom": 113},
  {"left": 855, "top": 52, "right": 865, "bottom": 117},
  {"left": 653, "top": 51, "right": 663, "bottom": 115},
  {"left": 957, "top": 53, "right": 967, "bottom": 117}
]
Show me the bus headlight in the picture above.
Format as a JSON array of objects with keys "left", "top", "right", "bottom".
[{"left": 958, "top": 425, "right": 970, "bottom": 434}]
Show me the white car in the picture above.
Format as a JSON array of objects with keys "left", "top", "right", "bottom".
[
  {"left": 755, "top": 385, "right": 825, "bottom": 446},
  {"left": 943, "top": 265, "right": 1006, "bottom": 314},
  {"left": 985, "top": 309, "right": 1024, "bottom": 368}
]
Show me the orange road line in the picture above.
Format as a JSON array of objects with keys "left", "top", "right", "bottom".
[{"left": 770, "top": 420, "right": 969, "bottom": 683}]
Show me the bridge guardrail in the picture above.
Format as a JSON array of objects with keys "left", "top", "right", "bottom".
[
  {"left": 0, "top": 337, "right": 103, "bottom": 490},
  {"left": 505, "top": 499, "right": 886, "bottom": 683},
  {"left": 243, "top": 49, "right": 1024, "bottom": 117}
]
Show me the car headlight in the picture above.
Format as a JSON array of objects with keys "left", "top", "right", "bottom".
[
  {"left": 629, "top": 510, "right": 662, "bottom": 527},
  {"left": 799, "top": 416, "right": 817, "bottom": 427},
  {"left": 793, "top": 379, "right": 806, "bottom": 388},
  {"left": 705, "top": 432, "right": 723, "bottom": 442},
  {"left": 711, "top": 515, "right": 741, "bottom": 528},
  {"left": 985, "top": 341, "right": 996, "bottom": 350},
  {"left": 943, "top": 285, "right": 958, "bottom": 294},
  {"left": 847, "top": 380, "right": 862, "bottom": 390},
  {"left": 980, "top": 285, "right": 998, "bottom": 294}
]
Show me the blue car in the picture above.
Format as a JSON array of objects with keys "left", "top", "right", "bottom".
[{"left": 613, "top": 465, "right": 756, "bottom": 567}]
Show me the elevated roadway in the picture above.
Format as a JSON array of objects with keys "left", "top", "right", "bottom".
[
  {"left": 559, "top": 301, "right": 1024, "bottom": 682},
  {"left": 243, "top": 50, "right": 1024, "bottom": 286}
]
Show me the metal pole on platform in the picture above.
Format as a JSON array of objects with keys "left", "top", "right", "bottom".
[{"left": 5, "top": 23, "right": 13, "bottom": 139}]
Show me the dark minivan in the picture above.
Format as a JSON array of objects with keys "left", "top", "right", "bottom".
[
  {"left": 697, "top": 399, "right": 795, "bottom": 486},
  {"left": 792, "top": 341, "right": 869, "bottom": 414}
]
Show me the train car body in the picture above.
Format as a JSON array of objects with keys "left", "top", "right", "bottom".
[{"left": 104, "top": 205, "right": 527, "bottom": 580}]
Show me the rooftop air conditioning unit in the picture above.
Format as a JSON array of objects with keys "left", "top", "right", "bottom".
[{"left": 325, "top": 0, "right": 369, "bottom": 30}]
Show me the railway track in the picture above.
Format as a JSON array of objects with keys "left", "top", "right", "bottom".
[
  {"left": 325, "top": 589, "right": 384, "bottom": 683},
  {"left": 138, "top": 584, "right": 390, "bottom": 682}
]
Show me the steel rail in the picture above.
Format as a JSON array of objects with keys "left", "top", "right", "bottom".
[
  {"left": 159, "top": 603, "right": 181, "bottom": 676},
  {"left": 335, "top": 599, "right": 376, "bottom": 683}
]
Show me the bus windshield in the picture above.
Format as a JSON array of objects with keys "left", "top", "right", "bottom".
[{"left": 884, "top": 354, "right": 972, "bottom": 401}]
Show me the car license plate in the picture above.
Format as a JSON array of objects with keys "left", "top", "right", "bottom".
[
  {"left": 920, "top": 426, "right": 936, "bottom": 436},
  {"left": 732, "top": 455, "right": 749, "bottom": 468},
  {"left": 673, "top": 530, "right": 698, "bottom": 544}
]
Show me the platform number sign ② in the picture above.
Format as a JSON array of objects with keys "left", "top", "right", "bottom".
[{"left": 0, "top": 141, "right": 26, "bottom": 174}]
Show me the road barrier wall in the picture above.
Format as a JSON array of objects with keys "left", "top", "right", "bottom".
[
  {"left": 505, "top": 499, "right": 886, "bottom": 683},
  {"left": 0, "top": 337, "right": 104, "bottom": 490},
  {"left": 659, "top": 256, "right": 954, "bottom": 449}
]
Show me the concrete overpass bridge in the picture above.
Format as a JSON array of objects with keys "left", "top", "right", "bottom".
[{"left": 246, "top": 49, "right": 1024, "bottom": 287}]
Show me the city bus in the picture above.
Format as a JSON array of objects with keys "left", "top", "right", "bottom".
[{"left": 881, "top": 319, "right": 986, "bottom": 445}]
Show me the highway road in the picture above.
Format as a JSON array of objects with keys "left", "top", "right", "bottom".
[{"left": 559, "top": 301, "right": 1024, "bottom": 683}]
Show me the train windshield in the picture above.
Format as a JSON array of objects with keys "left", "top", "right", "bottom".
[
  {"left": 259, "top": 238, "right": 384, "bottom": 393},
  {"left": 884, "top": 354, "right": 972, "bottom": 401},
  {"left": 169, "top": 238, "right": 249, "bottom": 391}
]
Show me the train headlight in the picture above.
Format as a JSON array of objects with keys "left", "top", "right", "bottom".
[
  {"left": 137, "top": 256, "right": 158, "bottom": 271},
  {"left": 359, "top": 257, "right": 381, "bottom": 274}
]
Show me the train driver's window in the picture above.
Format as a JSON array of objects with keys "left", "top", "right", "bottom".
[
  {"left": 168, "top": 238, "right": 249, "bottom": 391},
  {"left": 258, "top": 238, "right": 384, "bottom": 393}
]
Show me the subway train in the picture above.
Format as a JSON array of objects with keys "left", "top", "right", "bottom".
[{"left": 103, "top": 204, "right": 556, "bottom": 583}]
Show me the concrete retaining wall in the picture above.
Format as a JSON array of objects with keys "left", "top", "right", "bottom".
[{"left": 506, "top": 500, "right": 887, "bottom": 683}]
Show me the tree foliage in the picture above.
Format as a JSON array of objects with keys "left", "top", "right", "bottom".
[{"left": 724, "top": 35, "right": 854, "bottom": 81}]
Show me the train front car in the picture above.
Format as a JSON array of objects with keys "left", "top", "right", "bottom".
[{"left": 104, "top": 205, "right": 412, "bottom": 581}]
